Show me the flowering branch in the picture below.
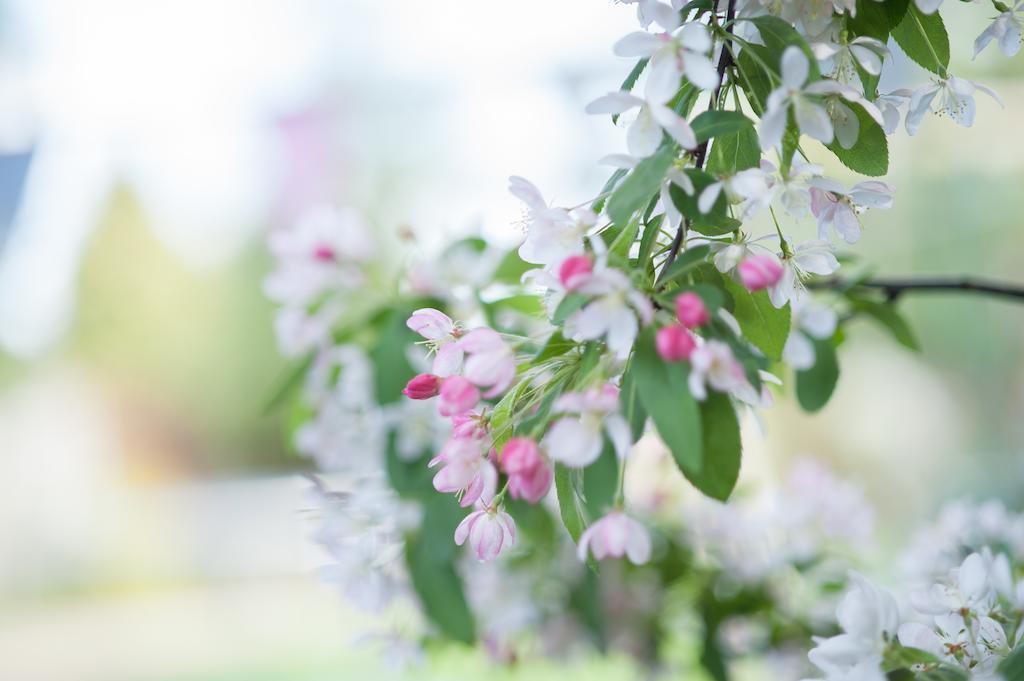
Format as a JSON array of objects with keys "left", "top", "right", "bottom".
[
  {"left": 818, "top": 275, "right": 1024, "bottom": 302},
  {"left": 657, "top": 0, "right": 736, "bottom": 284}
]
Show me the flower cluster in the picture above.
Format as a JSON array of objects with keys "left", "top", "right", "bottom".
[{"left": 262, "top": 0, "right": 1024, "bottom": 671}]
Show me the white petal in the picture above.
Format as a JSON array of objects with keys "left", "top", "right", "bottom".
[
  {"left": 780, "top": 46, "right": 809, "bottom": 89},
  {"left": 613, "top": 31, "right": 664, "bottom": 58},
  {"left": 649, "top": 102, "right": 697, "bottom": 149},
  {"left": 586, "top": 91, "right": 643, "bottom": 115},
  {"left": 794, "top": 99, "right": 834, "bottom": 144}
]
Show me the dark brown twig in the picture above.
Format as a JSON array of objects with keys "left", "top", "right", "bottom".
[
  {"left": 817, "top": 276, "right": 1024, "bottom": 303},
  {"left": 657, "top": 0, "right": 737, "bottom": 285}
]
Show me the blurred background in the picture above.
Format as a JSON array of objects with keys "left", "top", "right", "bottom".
[{"left": 0, "top": 1, "right": 1021, "bottom": 680}]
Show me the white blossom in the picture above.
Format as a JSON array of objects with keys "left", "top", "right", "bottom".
[
  {"left": 906, "top": 76, "right": 1003, "bottom": 135},
  {"left": 587, "top": 90, "right": 697, "bottom": 157},
  {"left": 614, "top": 21, "right": 719, "bottom": 103},
  {"left": 974, "top": 2, "right": 1024, "bottom": 57}
]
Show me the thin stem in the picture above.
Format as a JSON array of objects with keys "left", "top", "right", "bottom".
[
  {"left": 657, "top": 0, "right": 737, "bottom": 285},
  {"left": 816, "top": 276, "right": 1024, "bottom": 302}
]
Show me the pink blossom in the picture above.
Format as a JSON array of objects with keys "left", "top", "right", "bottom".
[
  {"left": 406, "top": 308, "right": 457, "bottom": 340},
  {"left": 577, "top": 511, "right": 652, "bottom": 565},
  {"left": 688, "top": 340, "right": 747, "bottom": 401},
  {"left": 500, "top": 438, "right": 553, "bottom": 504},
  {"left": 451, "top": 412, "right": 488, "bottom": 440},
  {"left": 406, "top": 308, "right": 464, "bottom": 377},
  {"left": 656, "top": 325, "right": 696, "bottom": 362},
  {"left": 738, "top": 254, "right": 784, "bottom": 291},
  {"left": 558, "top": 255, "right": 593, "bottom": 290},
  {"left": 544, "top": 384, "right": 633, "bottom": 467},
  {"left": 455, "top": 506, "right": 517, "bottom": 562},
  {"left": 438, "top": 376, "right": 480, "bottom": 416},
  {"left": 402, "top": 373, "right": 441, "bottom": 400},
  {"left": 430, "top": 436, "right": 497, "bottom": 507},
  {"left": 457, "top": 328, "right": 517, "bottom": 398},
  {"left": 675, "top": 292, "right": 710, "bottom": 328}
]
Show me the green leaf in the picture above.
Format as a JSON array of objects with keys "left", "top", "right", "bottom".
[
  {"left": 689, "top": 391, "right": 742, "bottom": 501},
  {"left": 850, "top": 297, "right": 920, "bottom": 351},
  {"left": 554, "top": 463, "right": 586, "bottom": 542},
  {"left": 385, "top": 430, "right": 433, "bottom": 497},
  {"left": 825, "top": 104, "right": 889, "bottom": 177},
  {"left": 883, "top": 644, "right": 943, "bottom": 673},
  {"left": 690, "top": 110, "right": 755, "bottom": 144},
  {"left": 669, "top": 170, "right": 743, "bottom": 236},
  {"left": 608, "top": 146, "right": 675, "bottom": 228},
  {"left": 632, "top": 326, "right": 703, "bottom": 475},
  {"left": 592, "top": 168, "right": 628, "bottom": 213},
  {"left": 637, "top": 214, "right": 664, "bottom": 273},
  {"left": 609, "top": 217, "right": 640, "bottom": 259},
  {"left": 532, "top": 330, "right": 575, "bottom": 364},
  {"left": 659, "top": 244, "right": 711, "bottom": 285},
  {"left": 619, "top": 360, "right": 649, "bottom": 441},
  {"left": 406, "top": 497, "right": 475, "bottom": 644},
  {"left": 998, "top": 641, "right": 1024, "bottom": 681},
  {"left": 553, "top": 293, "right": 588, "bottom": 325},
  {"left": 371, "top": 310, "right": 417, "bottom": 404},
  {"left": 492, "top": 248, "right": 534, "bottom": 284},
  {"left": 583, "top": 441, "right": 619, "bottom": 519},
  {"left": 706, "top": 124, "right": 761, "bottom": 174},
  {"left": 795, "top": 337, "right": 840, "bottom": 412},
  {"left": 263, "top": 353, "right": 314, "bottom": 414},
  {"left": 848, "top": 0, "right": 895, "bottom": 40},
  {"left": 722, "top": 278, "right": 791, "bottom": 361},
  {"left": 891, "top": 4, "right": 950, "bottom": 75}
]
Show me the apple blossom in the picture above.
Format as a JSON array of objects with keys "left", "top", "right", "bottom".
[
  {"left": 806, "top": 571, "right": 899, "bottom": 681},
  {"left": 613, "top": 21, "right": 719, "bottom": 103},
  {"left": 809, "top": 177, "right": 894, "bottom": 244},
  {"left": 402, "top": 374, "right": 441, "bottom": 400},
  {"left": 813, "top": 35, "right": 889, "bottom": 87},
  {"left": 687, "top": 340, "right": 748, "bottom": 401},
  {"left": 407, "top": 308, "right": 465, "bottom": 377},
  {"left": 457, "top": 328, "right": 517, "bottom": 398},
  {"left": 738, "top": 254, "right": 785, "bottom": 292},
  {"left": 510, "top": 176, "right": 596, "bottom": 268},
  {"left": 698, "top": 166, "right": 772, "bottom": 220},
  {"left": 500, "top": 438, "right": 553, "bottom": 504},
  {"left": 675, "top": 291, "right": 709, "bottom": 328},
  {"left": 586, "top": 90, "right": 697, "bottom": 157},
  {"left": 874, "top": 89, "right": 913, "bottom": 135},
  {"left": 543, "top": 384, "right": 633, "bottom": 467},
  {"left": 437, "top": 375, "right": 480, "bottom": 417},
  {"left": 656, "top": 324, "right": 696, "bottom": 362},
  {"left": 563, "top": 262, "right": 654, "bottom": 360},
  {"left": 760, "top": 158, "right": 823, "bottom": 217},
  {"left": 769, "top": 239, "right": 840, "bottom": 308},
  {"left": 782, "top": 299, "right": 838, "bottom": 369},
  {"left": 759, "top": 46, "right": 839, "bottom": 151},
  {"left": 558, "top": 255, "right": 593, "bottom": 291},
  {"left": 974, "top": 2, "right": 1023, "bottom": 57},
  {"left": 577, "top": 511, "right": 652, "bottom": 565},
  {"left": 430, "top": 435, "right": 497, "bottom": 508},
  {"left": 906, "top": 76, "right": 1003, "bottom": 135},
  {"left": 455, "top": 505, "right": 517, "bottom": 562}
]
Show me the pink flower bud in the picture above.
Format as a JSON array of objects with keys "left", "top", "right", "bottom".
[
  {"left": 558, "top": 255, "right": 593, "bottom": 290},
  {"left": 455, "top": 507, "right": 517, "bottom": 562},
  {"left": 402, "top": 373, "right": 441, "bottom": 400},
  {"left": 501, "top": 437, "right": 553, "bottom": 504},
  {"left": 674, "top": 291, "right": 709, "bottom": 328},
  {"left": 312, "top": 244, "right": 337, "bottom": 262},
  {"left": 656, "top": 325, "right": 696, "bottom": 362},
  {"left": 438, "top": 376, "right": 480, "bottom": 417},
  {"left": 577, "top": 511, "right": 651, "bottom": 565},
  {"left": 738, "top": 254, "right": 784, "bottom": 292}
]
